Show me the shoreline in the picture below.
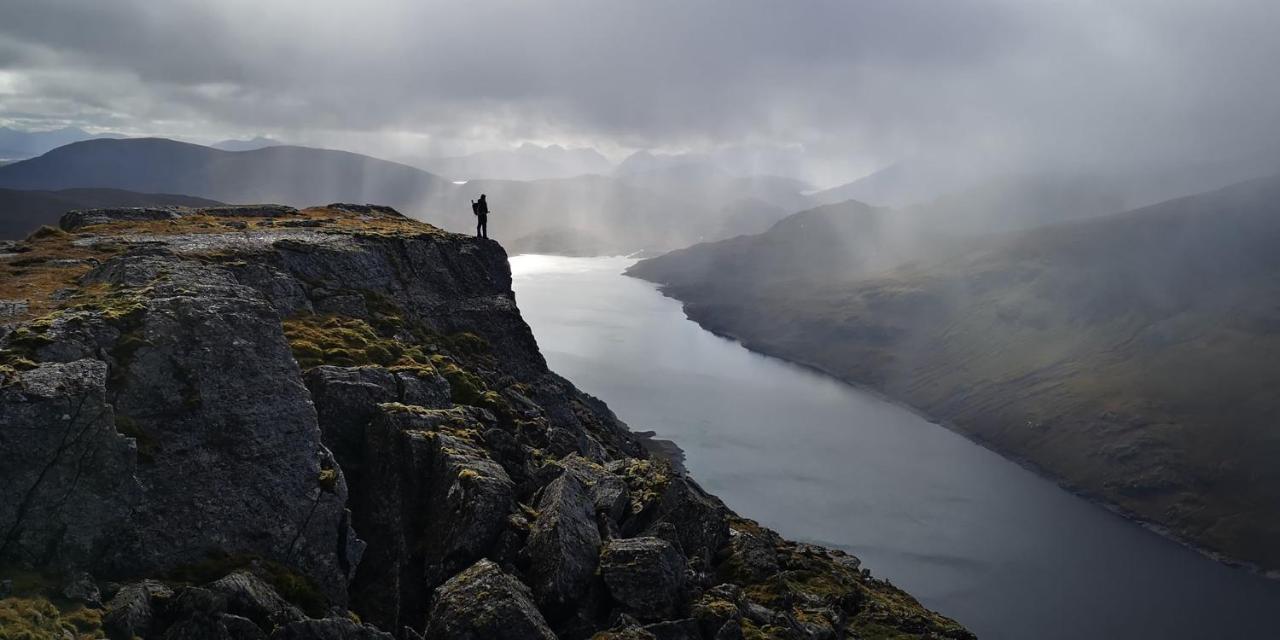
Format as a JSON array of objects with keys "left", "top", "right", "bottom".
[{"left": 635, "top": 277, "right": 1279, "bottom": 583}]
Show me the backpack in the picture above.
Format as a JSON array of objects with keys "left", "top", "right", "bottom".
[{"left": 471, "top": 200, "right": 480, "bottom": 216}]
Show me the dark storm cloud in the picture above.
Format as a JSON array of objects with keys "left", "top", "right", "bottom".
[{"left": 0, "top": 0, "right": 1278, "bottom": 172}]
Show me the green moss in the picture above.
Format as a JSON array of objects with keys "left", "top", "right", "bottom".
[
  {"left": 619, "top": 458, "right": 673, "bottom": 512},
  {"left": 446, "top": 332, "right": 490, "bottom": 355},
  {"left": 0, "top": 597, "right": 102, "bottom": 640},
  {"left": 318, "top": 468, "right": 339, "bottom": 492},
  {"left": 282, "top": 314, "right": 429, "bottom": 371},
  {"left": 4, "top": 325, "right": 55, "bottom": 357},
  {"left": 360, "top": 290, "right": 405, "bottom": 333},
  {"left": 439, "top": 362, "right": 487, "bottom": 405}
]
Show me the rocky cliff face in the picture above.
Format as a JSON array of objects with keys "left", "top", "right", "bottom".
[{"left": 0, "top": 205, "right": 971, "bottom": 639}]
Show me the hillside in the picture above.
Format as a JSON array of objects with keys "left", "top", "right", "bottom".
[
  {"left": 0, "top": 127, "right": 124, "bottom": 161},
  {"left": 0, "top": 188, "right": 223, "bottom": 239},
  {"left": 0, "top": 139, "right": 814, "bottom": 254},
  {"left": 630, "top": 174, "right": 1280, "bottom": 572},
  {"left": 0, "top": 138, "right": 452, "bottom": 212},
  {"left": 0, "top": 204, "right": 970, "bottom": 639}
]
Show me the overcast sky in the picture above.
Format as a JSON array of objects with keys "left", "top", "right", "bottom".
[{"left": 1, "top": 0, "right": 1278, "bottom": 181}]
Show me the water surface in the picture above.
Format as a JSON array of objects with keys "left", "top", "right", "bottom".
[{"left": 511, "top": 254, "right": 1280, "bottom": 639}]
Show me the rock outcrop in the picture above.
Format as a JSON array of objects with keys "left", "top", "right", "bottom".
[{"left": 0, "top": 204, "right": 972, "bottom": 639}]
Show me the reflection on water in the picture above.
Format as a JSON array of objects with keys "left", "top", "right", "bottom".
[{"left": 511, "top": 254, "right": 1280, "bottom": 640}]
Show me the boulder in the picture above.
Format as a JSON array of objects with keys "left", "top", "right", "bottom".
[
  {"left": 61, "top": 570, "right": 102, "bottom": 607},
  {"left": 555, "top": 454, "right": 631, "bottom": 523},
  {"left": 61, "top": 207, "right": 180, "bottom": 231},
  {"left": 103, "top": 579, "right": 173, "bottom": 640},
  {"left": 208, "top": 570, "right": 306, "bottom": 628},
  {"left": 626, "top": 477, "right": 730, "bottom": 570},
  {"left": 523, "top": 471, "right": 601, "bottom": 610},
  {"left": 600, "top": 537, "right": 688, "bottom": 620},
  {"left": 423, "top": 559, "right": 556, "bottom": 640},
  {"left": 721, "top": 525, "right": 781, "bottom": 583}
]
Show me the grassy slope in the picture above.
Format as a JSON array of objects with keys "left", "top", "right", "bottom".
[{"left": 631, "top": 174, "right": 1280, "bottom": 570}]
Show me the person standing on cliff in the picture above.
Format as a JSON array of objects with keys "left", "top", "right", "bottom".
[{"left": 471, "top": 194, "right": 489, "bottom": 238}]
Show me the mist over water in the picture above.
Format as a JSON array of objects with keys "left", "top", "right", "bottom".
[{"left": 512, "top": 254, "right": 1280, "bottom": 640}]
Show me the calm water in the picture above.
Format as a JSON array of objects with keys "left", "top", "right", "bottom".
[{"left": 510, "top": 254, "right": 1280, "bottom": 640}]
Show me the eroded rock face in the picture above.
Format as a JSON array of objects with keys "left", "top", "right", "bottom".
[
  {"left": 600, "top": 537, "right": 688, "bottom": 621},
  {"left": 0, "top": 205, "right": 973, "bottom": 640},
  {"left": 523, "top": 471, "right": 601, "bottom": 611},
  {"left": 0, "top": 359, "right": 141, "bottom": 572},
  {"left": 351, "top": 405, "right": 516, "bottom": 631},
  {"left": 423, "top": 559, "right": 556, "bottom": 640}
]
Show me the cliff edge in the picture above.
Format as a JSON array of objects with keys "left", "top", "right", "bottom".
[{"left": 0, "top": 204, "right": 971, "bottom": 639}]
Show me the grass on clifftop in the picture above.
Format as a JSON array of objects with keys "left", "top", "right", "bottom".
[{"left": 0, "top": 205, "right": 444, "bottom": 324}]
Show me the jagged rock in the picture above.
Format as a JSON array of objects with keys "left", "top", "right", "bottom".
[
  {"left": 103, "top": 579, "right": 173, "bottom": 640},
  {"left": 60, "top": 570, "right": 102, "bottom": 607},
  {"left": 625, "top": 476, "right": 730, "bottom": 570},
  {"left": 305, "top": 366, "right": 450, "bottom": 471},
  {"left": 80, "top": 258, "right": 360, "bottom": 602},
  {"left": 165, "top": 586, "right": 230, "bottom": 619},
  {"left": 523, "top": 471, "right": 601, "bottom": 611},
  {"left": 223, "top": 614, "right": 271, "bottom": 640},
  {"left": 161, "top": 612, "right": 269, "bottom": 640},
  {"left": 61, "top": 207, "right": 181, "bottom": 230},
  {"left": 721, "top": 526, "right": 780, "bottom": 583},
  {"left": 0, "top": 299, "right": 27, "bottom": 318},
  {"left": 201, "top": 205, "right": 299, "bottom": 218},
  {"left": 208, "top": 571, "right": 306, "bottom": 628},
  {"left": 689, "top": 587, "right": 745, "bottom": 640},
  {"left": 600, "top": 537, "right": 688, "bottom": 620},
  {"left": 270, "top": 618, "right": 395, "bottom": 639},
  {"left": 0, "top": 359, "right": 141, "bottom": 570},
  {"left": 555, "top": 454, "right": 631, "bottom": 523},
  {"left": 423, "top": 559, "right": 556, "bottom": 640},
  {"left": 351, "top": 405, "right": 515, "bottom": 632}
]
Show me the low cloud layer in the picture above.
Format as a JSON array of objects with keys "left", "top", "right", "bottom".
[{"left": 1, "top": 0, "right": 1278, "bottom": 181}]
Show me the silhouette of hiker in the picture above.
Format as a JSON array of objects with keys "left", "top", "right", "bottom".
[{"left": 471, "top": 194, "right": 489, "bottom": 238}]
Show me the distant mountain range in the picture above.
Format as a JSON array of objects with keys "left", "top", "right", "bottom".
[
  {"left": 5, "top": 135, "right": 1274, "bottom": 260},
  {"left": 0, "top": 126, "right": 124, "bottom": 161},
  {"left": 629, "top": 174, "right": 1280, "bottom": 573},
  {"left": 0, "top": 187, "right": 222, "bottom": 239},
  {"left": 0, "top": 138, "right": 811, "bottom": 253}
]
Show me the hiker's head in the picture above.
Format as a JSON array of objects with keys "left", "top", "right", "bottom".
[{"left": 480, "top": 193, "right": 486, "bottom": 199}]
